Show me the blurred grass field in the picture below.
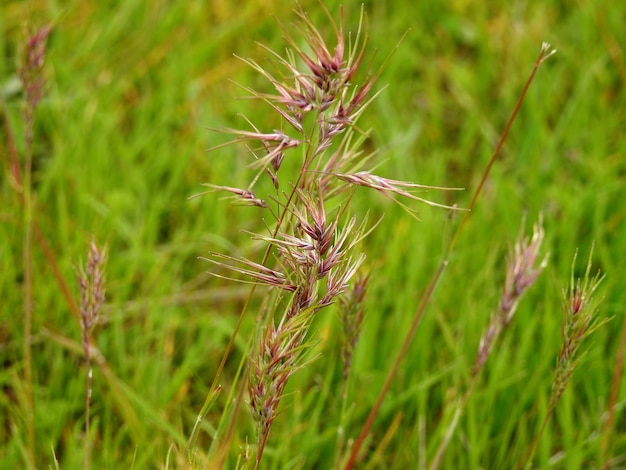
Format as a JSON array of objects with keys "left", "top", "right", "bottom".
[{"left": 1, "top": 0, "right": 625, "bottom": 468}]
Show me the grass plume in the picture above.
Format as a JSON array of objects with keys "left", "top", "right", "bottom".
[
  {"left": 522, "top": 245, "right": 607, "bottom": 468},
  {"left": 194, "top": 4, "right": 454, "bottom": 466},
  {"left": 430, "top": 219, "right": 548, "bottom": 470},
  {"left": 75, "top": 238, "right": 107, "bottom": 470},
  {"left": 18, "top": 24, "right": 51, "bottom": 469}
]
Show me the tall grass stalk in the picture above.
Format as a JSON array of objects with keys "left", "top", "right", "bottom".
[
  {"left": 75, "top": 238, "right": 107, "bottom": 470},
  {"left": 521, "top": 246, "right": 606, "bottom": 468},
  {"left": 17, "top": 25, "right": 51, "bottom": 468},
  {"left": 430, "top": 220, "right": 547, "bottom": 470},
  {"left": 343, "top": 41, "right": 557, "bottom": 470},
  {"left": 5, "top": 25, "right": 145, "bottom": 466},
  {"left": 192, "top": 4, "right": 456, "bottom": 467}
]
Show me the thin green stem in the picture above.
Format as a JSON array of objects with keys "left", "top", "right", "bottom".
[
  {"left": 334, "top": 378, "right": 350, "bottom": 469},
  {"left": 428, "top": 376, "right": 478, "bottom": 470}
]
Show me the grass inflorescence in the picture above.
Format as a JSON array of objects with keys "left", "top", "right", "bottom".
[{"left": 198, "top": 5, "right": 456, "bottom": 465}]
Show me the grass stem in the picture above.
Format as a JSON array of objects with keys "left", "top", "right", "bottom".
[
  {"left": 18, "top": 25, "right": 52, "bottom": 468},
  {"left": 344, "top": 42, "right": 556, "bottom": 469}
]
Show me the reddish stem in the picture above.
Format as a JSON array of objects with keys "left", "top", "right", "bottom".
[{"left": 344, "top": 43, "right": 555, "bottom": 469}]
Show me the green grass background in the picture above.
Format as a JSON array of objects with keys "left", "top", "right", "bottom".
[{"left": 1, "top": 0, "right": 624, "bottom": 468}]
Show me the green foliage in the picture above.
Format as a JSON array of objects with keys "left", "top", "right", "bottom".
[{"left": 1, "top": 0, "right": 624, "bottom": 468}]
